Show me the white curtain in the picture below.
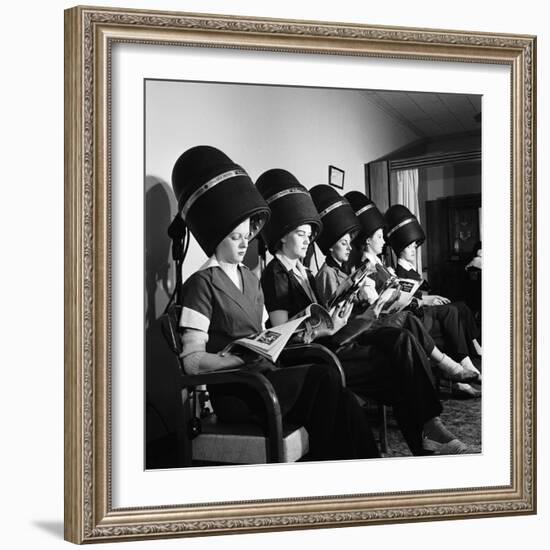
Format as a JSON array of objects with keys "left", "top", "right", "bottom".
[{"left": 395, "top": 168, "right": 422, "bottom": 275}]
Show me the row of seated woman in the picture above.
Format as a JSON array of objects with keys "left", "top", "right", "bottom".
[{"left": 164, "top": 145, "right": 482, "bottom": 466}]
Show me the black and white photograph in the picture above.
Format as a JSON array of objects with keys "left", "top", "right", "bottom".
[
  {"left": 59, "top": 3, "right": 538, "bottom": 545},
  {"left": 2, "top": 0, "right": 547, "bottom": 545},
  {"left": 144, "top": 80, "right": 484, "bottom": 469}
]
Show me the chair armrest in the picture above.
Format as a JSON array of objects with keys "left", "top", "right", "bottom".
[
  {"left": 181, "top": 368, "right": 280, "bottom": 416},
  {"left": 280, "top": 343, "right": 346, "bottom": 387},
  {"left": 180, "top": 367, "right": 284, "bottom": 462}
]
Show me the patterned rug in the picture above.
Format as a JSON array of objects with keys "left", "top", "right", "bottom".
[{"left": 376, "top": 384, "right": 482, "bottom": 457}]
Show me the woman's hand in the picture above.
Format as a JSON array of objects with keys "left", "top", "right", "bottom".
[
  {"left": 215, "top": 351, "right": 246, "bottom": 369},
  {"left": 182, "top": 350, "right": 245, "bottom": 375},
  {"left": 423, "top": 295, "right": 450, "bottom": 306},
  {"left": 329, "top": 301, "right": 354, "bottom": 334},
  {"left": 357, "top": 277, "right": 378, "bottom": 304}
]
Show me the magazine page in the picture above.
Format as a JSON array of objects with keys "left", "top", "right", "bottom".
[
  {"left": 222, "top": 311, "right": 312, "bottom": 362},
  {"left": 397, "top": 278, "right": 422, "bottom": 295},
  {"left": 327, "top": 261, "right": 373, "bottom": 309},
  {"left": 291, "top": 303, "right": 334, "bottom": 343},
  {"left": 371, "top": 277, "right": 422, "bottom": 317},
  {"left": 223, "top": 303, "right": 334, "bottom": 362}
]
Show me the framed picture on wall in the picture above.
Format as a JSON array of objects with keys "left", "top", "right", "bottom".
[
  {"left": 64, "top": 5, "right": 536, "bottom": 544},
  {"left": 329, "top": 165, "right": 345, "bottom": 189}
]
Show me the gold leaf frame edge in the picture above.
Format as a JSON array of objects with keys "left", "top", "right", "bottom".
[{"left": 64, "top": 5, "right": 536, "bottom": 544}]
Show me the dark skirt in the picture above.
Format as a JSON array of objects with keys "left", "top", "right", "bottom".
[
  {"left": 209, "top": 358, "right": 380, "bottom": 461},
  {"left": 337, "top": 324, "right": 442, "bottom": 456},
  {"left": 420, "top": 303, "right": 470, "bottom": 362}
]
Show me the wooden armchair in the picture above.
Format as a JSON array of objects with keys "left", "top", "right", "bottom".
[
  {"left": 160, "top": 303, "right": 347, "bottom": 466},
  {"left": 176, "top": 367, "right": 307, "bottom": 465}
]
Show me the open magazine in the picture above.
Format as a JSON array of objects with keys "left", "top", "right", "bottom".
[
  {"left": 327, "top": 261, "right": 422, "bottom": 318},
  {"left": 327, "top": 260, "right": 373, "bottom": 309},
  {"left": 369, "top": 276, "right": 422, "bottom": 317},
  {"left": 221, "top": 303, "right": 334, "bottom": 363}
]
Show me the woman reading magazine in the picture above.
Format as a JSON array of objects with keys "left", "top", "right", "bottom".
[
  {"left": 385, "top": 205, "right": 483, "bottom": 361},
  {"left": 343, "top": 194, "right": 481, "bottom": 399},
  {"left": 257, "top": 173, "right": 472, "bottom": 455},
  {"left": 172, "top": 145, "right": 379, "bottom": 461},
  {"left": 345, "top": 191, "right": 481, "bottom": 397}
]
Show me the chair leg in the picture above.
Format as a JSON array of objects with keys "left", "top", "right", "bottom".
[
  {"left": 178, "top": 388, "right": 193, "bottom": 467},
  {"left": 379, "top": 404, "right": 388, "bottom": 454}
]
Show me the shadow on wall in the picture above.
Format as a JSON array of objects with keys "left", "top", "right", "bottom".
[
  {"left": 145, "top": 176, "right": 183, "bottom": 468},
  {"left": 145, "top": 176, "right": 175, "bottom": 328}
]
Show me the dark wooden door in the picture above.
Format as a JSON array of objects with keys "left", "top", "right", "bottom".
[{"left": 426, "top": 193, "right": 481, "bottom": 300}]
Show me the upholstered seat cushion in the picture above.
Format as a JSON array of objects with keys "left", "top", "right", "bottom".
[{"left": 193, "top": 415, "right": 309, "bottom": 464}]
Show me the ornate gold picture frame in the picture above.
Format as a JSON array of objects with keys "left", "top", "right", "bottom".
[{"left": 64, "top": 5, "right": 536, "bottom": 544}]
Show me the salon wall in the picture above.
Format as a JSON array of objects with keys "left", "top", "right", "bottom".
[
  {"left": 144, "top": 81, "right": 418, "bottom": 450},
  {"left": 145, "top": 79, "right": 418, "bottom": 320},
  {"left": 421, "top": 162, "right": 481, "bottom": 201}
]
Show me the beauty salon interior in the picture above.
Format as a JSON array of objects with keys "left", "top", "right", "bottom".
[{"left": 145, "top": 79, "right": 483, "bottom": 468}]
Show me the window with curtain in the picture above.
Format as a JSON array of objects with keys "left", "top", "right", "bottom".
[{"left": 393, "top": 168, "right": 422, "bottom": 275}]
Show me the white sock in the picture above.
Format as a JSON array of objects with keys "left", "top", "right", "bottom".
[
  {"left": 473, "top": 339, "right": 482, "bottom": 356},
  {"left": 460, "top": 356, "right": 476, "bottom": 370},
  {"left": 439, "top": 354, "right": 462, "bottom": 373},
  {"left": 460, "top": 356, "right": 481, "bottom": 378}
]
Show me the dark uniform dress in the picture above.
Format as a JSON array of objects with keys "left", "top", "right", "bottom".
[
  {"left": 262, "top": 255, "right": 443, "bottom": 456},
  {"left": 180, "top": 261, "right": 379, "bottom": 461},
  {"left": 316, "top": 257, "right": 437, "bottom": 362},
  {"left": 315, "top": 255, "right": 351, "bottom": 307},
  {"left": 395, "top": 262, "right": 480, "bottom": 361}
]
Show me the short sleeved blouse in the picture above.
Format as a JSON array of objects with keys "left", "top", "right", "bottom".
[{"left": 180, "top": 266, "right": 264, "bottom": 353}]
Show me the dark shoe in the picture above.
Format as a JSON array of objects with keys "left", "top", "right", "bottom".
[{"left": 439, "top": 366, "right": 479, "bottom": 383}]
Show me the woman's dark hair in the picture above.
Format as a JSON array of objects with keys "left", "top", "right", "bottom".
[
  {"left": 249, "top": 213, "right": 266, "bottom": 239},
  {"left": 274, "top": 224, "right": 318, "bottom": 253}
]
